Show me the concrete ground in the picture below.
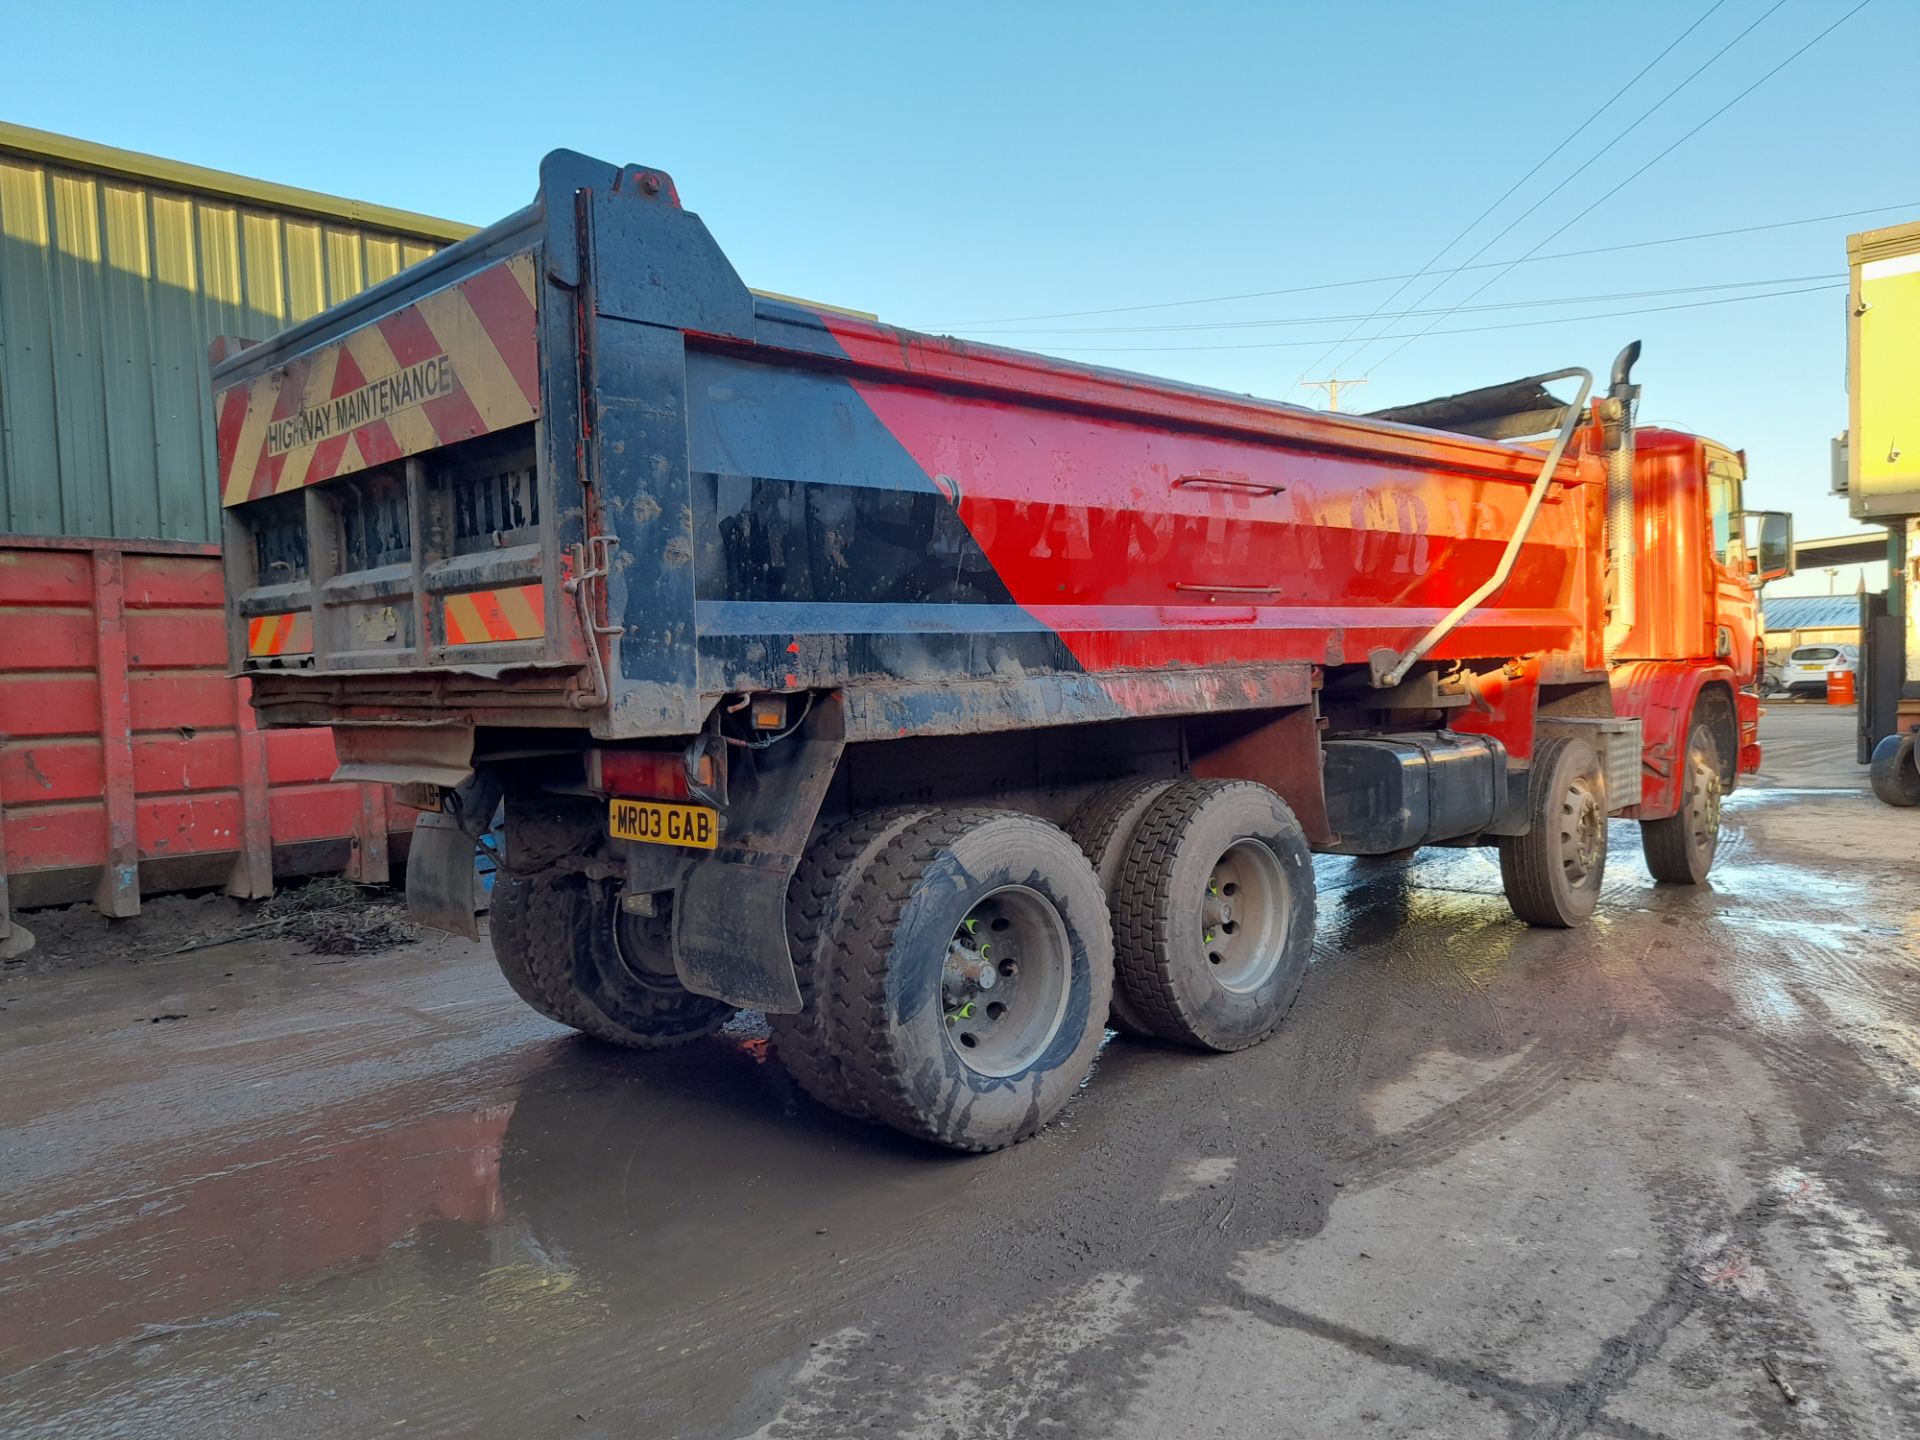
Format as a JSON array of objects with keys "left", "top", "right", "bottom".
[{"left": 3, "top": 705, "right": 1916, "bottom": 1439}]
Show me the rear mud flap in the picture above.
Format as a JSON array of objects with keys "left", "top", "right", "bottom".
[
  {"left": 407, "top": 811, "right": 483, "bottom": 939},
  {"left": 674, "top": 855, "right": 804, "bottom": 1013},
  {"left": 665, "top": 698, "right": 845, "bottom": 1014}
]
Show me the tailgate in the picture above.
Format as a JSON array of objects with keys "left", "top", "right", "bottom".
[{"left": 216, "top": 232, "right": 570, "bottom": 679}]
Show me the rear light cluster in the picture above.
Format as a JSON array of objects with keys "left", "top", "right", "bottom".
[{"left": 593, "top": 748, "right": 714, "bottom": 801}]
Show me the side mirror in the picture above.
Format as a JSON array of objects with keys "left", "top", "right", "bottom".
[{"left": 1737, "top": 510, "right": 1794, "bottom": 584}]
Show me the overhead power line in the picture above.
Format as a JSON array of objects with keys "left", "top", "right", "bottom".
[
  {"left": 953, "top": 272, "right": 1841, "bottom": 336},
  {"left": 939, "top": 201, "right": 1914, "bottom": 331},
  {"left": 1361, "top": 0, "right": 1874, "bottom": 377},
  {"left": 1326, "top": 0, "right": 1795, "bottom": 385},
  {"left": 1016, "top": 280, "right": 1842, "bottom": 354},
  {"left": 1287, "top": 0, "right": 1737, "bottom": 399}
]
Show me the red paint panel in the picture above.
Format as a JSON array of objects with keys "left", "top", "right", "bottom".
[
  {"left": 0, "top": 541, "right": 407, "bottom": 902},
  {"left": 0, "top": 550, "right": 90, "bottom": 605},
  {"left": 133, "top": 733, "right": 243, "bottom": 795},
  {"left": 268, "top": 783, "right": 364, "bottom": 844},
  {"left": 123, "top": 555, "right": 226, "bottom": 609},
  {"left": 838, "top": 369, "right": 1595, "bottom": 678},
  {"left": 138, "top": 792, "right": 241, "bottom": 858},
  {"left": 125, "top": 611, "right": 229, "bottom": 670},
  {"left": 264, "top": 729, "right": 341, "bottom": 785},
  {"left": 0, "top": 610, "right": 97, "bottom": 670},
  {"left": 0, "top": 738, "right": 105, "bottom": 805},
  {"left": 129, "top": 672, "right": 236, "bottom": 731},
  {"left": 4, "top": 803, "right": 107, "bottom": 872},
  {"left": 0, "top": 676, "right": 101, "bottom": 738}
]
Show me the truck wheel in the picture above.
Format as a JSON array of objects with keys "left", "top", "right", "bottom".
[
  {"left": 773, "top": 808, "right": 931, "bottom": 1120},
  {"left": 1112, "top": 780, "right": 1316, "bottom": 1053},
  {"left": 820, "top": 809, "right": 1113, "bottom": 1152},
  {"left": 1498, "top": 737, "right": 1606, "bottom": 928},
  {"left": 1640, "top": 720, "right": 1724, "bottom": 884},
  {"left": 1066, "top": 779, "right": 1175, "bottom": 1038},
  {"left": 1869, "top": 731, "right": 1920, "bottom": 807},
  {"left": 489, "top": 870, "right": 735, "bottom": 1048}
]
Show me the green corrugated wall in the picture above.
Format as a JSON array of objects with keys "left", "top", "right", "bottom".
[{"left": 0, "top": 126, "right": 473, "bottom": 543}]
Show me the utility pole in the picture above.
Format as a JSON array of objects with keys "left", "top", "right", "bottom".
[{"left": 1302, "top": 374, "right": 1367, "bottom": 412}]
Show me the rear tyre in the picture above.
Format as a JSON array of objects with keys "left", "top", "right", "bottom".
[
  {"left": 1640, "top": 720, "right": 1725, "bottom": 884},
  {"left": 821, "top": 809, "right": 1113, "bottom": 1152},
  {"left": 1066, "top": 779, "right": 1175, "bottom": 1037},
  {"left": 1498, "top": 737, "right": 1606, "bottom": 928},
  {"left": 773, "top": 809, "right": 931, "bottom": 1119},
  {"left": 1870, "top": 731, "right": 1920, "bottom": 808},
  {"left": 490, "top": 870, "right": 735, "bottom": 1048},
  {"left": 1112, "top": 780, "right": 1316, "bottom": 1053}
]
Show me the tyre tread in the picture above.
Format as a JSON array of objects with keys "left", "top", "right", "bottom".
[
  {"left": 1498, "top": 736, "right": 1603, "bottom": 927},
  {"left": 819, "top": 809, "right": 1104, "bottom": 1152},
  {"left": 772, "top": 808, "right": 930, "bottom": 1118},
  {"left": 489, "top": 870, "right": 731, "bottom": 1049},
  {"left": 1066, "top": 778, "right": 1175, "bottom": 1037},
  {"left": 1111, "top": 778, "right": 1310, "bottom": 1052}
]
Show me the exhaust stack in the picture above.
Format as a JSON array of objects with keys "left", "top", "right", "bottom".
[{"left": 1603, "top": 341, "right": 1642, "bottom": 660}]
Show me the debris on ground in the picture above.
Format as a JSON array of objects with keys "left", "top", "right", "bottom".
[
  {"left": 1763, "top": 1354, "right": 1801, "bottom": 1405},
  {"left": 3, "top": 877, "right": 420, "bottom": 979},
  {"left": 165, "top": 877, "right": 419, "bottom": 958}
]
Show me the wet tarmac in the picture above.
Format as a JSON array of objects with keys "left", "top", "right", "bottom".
[{"left": 3, "top": 706, "right": 1916, "bottom": 1438}]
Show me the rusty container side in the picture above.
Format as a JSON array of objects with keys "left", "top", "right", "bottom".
[{"left": 0, "top": 537, "right": 409, "bottom": 926}]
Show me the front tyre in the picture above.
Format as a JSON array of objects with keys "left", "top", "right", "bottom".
[
  {"left": 490, "top": 871, "right": 735, "bottom": 1048},
  {"left": 1112, "top": 780, "right": 1317, "bottom": 1053},
  {"left": 1498, "top": 737, "right": 1607, "bottom": 928},
  {"left": 1870, "top": 731, "right": 1920, "bottom": 807},
  {"left": 1640, "top": 720, "right": 1725, "bottom": 884},
  {"left": 821, "top": 810, "right": 1114, "bottom": 1152}
]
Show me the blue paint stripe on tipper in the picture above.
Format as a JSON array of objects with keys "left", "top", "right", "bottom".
[{"left": 696, "top": 600, "right": 1050, "bottom": 635}]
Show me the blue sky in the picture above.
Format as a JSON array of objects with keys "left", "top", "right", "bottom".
[{"left": 9, "top": 0, "right": 1911, "bottom": 593}]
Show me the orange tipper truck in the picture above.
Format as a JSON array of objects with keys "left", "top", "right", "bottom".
[{"left": 211, "top": 152, "right": 1793, "bottom": 1151}]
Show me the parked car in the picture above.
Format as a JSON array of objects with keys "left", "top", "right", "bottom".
[{"left": 1779, "top": 643, "right": 1858, "bottom": 697}]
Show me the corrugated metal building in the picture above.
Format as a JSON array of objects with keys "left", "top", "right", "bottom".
[
  {"left": 0, "top": 127, "right": 477, "bottom": 947},
  {"left": 0, "top": 122, "right": 474, "bottom": 543},
  {"left": 1759, "top": 594, "right": 1863, "bottom": 663}
]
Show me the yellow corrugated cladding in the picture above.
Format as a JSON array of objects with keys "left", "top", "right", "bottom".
[
  {"left": 0, "top": 122, "right": 476, "bottom": 544},
  {"left": 1849, "top": 217, "right": 1920, "bottom": 519}
]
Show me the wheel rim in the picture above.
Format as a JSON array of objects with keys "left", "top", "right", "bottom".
[
  {"left": 1200, "top": 839, "right": 1291, "bottom": 994},
  {"left": 1558, "top": 776, "right": 1605, "bottom": 888},
  {"left": 612, "top": 900, "right": 682, "bottom": 992},
  {"left": 1684, "top": 736, "right": 1723, "bottom": 857},
  {"left": 942, "top": 884, "right": 1072, "bottom": 1077}
]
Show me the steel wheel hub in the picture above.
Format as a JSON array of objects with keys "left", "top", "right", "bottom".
[
  {"left": 1687, "top": 742, "right": 1723, "bottom": 849},
  {"left": 1559, "top": 779, "right": 1604, "bottom": 886},
  {"left": 942, "top": 885, "right": 1072, "bottom": 1077},
  {"left": 1200, "top": 839, "right": 1290, "bottom": 994}
]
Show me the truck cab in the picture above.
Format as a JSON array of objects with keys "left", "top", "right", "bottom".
[{"left": 1606, "top": 428, "right": 1790, "bottom": 876}]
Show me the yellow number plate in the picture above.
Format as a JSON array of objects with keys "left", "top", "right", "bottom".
[{"left": 608, "top": 798, "right": 720, "bottom": 850}]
